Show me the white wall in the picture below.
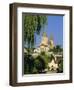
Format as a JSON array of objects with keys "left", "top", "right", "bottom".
[{"left": 0, "top": 0, "right": 74, "bottom": 90}]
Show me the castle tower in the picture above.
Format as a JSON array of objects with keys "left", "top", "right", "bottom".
[
  {"left": 49, "top": 34, "right": 54, "bottom": 49},
  {"left": 40, "top": 32, "right": 49, "bottom": 51},
  {"left": 41, "top": 32, "right": 48, "bottom": 46}
]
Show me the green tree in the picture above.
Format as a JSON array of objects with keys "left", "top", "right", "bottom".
[
  {"left": 51, "top": 45, "right": 63, "bottom": 54},
  {"left": 55, "top": 45, "right": 63, "bottom": 53},
  {"left": 24, "top": 15, "right": 47, "bottom": 49},
  {"left": 24, "top": 53, "right": 35, "bottom": 74}
]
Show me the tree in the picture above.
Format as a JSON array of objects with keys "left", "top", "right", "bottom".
[
  {"left": 55, "top": 45, "right": 63, "bottom": 53},
  {"left": 24, "top": 53, "right": 35, "bottom": 74},
  {"left": 24, "top": 15, "right": 47, "bottom": 49},
  {"left": 34, "top": 54, "right": 47, "bottom": 73}
]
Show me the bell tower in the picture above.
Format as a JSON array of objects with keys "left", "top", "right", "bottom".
[
  {"left": 40, "top": 32, "right": 49, "bottom": 51},
  {"left": 49, "top": 34, "right": 54, "bottom": 49}
]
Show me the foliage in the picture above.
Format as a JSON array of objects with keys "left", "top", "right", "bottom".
[
  {"left": 24, "top": 44, "right": 63, "bottom": 74},
  {"left": 40, "top": 51, "right": 50, "bottom": 65},
  {"left": 49, "top": 45, "right": 63, "bottom": 54},
  {"left": 24, "top": 53, "right": 34, "bottom": 74},
  {"left": 34, "top": 56, "right": 45, "bottom": 73},
  {"left": 55, "top": 45, "right": 63, "bottom": 52},
  {"left": 24, "top": 15, "right": 47, "bottom": 49},
  {"left": 24, "top": 51, "right": 49, "bottom": 74},
  {"left": 58, "top": 58, "right": 63, "bottom": 73}
]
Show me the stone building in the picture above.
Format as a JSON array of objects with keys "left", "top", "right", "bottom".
[{"left": 34, "top": 32, "right": 54, "bottom": 53}]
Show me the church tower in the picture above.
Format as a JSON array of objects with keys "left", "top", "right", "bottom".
[
  {"left": 40, "top": 32, "right": 49, "bottom": 51},
  {"left": 41, "top": 32, "right": 49, "bottom": 46},
  {"left": 49, "top": 34, "right": 54, "bottom": 49}
]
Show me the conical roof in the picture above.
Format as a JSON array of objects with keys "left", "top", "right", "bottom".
[{"left": 40, "top": 32, "right": 48, "bottom": 46}]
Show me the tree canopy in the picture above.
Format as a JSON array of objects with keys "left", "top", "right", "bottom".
[{"left": 24, "top": 15, "right": 47, "bottom": 48}]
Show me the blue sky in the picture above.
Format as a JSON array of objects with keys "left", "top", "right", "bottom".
[{"left": 35, "top": 15, "right": 63, "bottom": 48}]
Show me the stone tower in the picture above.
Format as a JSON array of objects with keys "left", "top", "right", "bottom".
[
  {"left": 40, "top": 32, "right": 49, "bottom": 51},
  {"left": 49, "top": 34, "right": 54, "bottom": 49}
]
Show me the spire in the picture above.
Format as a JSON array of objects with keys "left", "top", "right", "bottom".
[
  {"left": 49, "top": 34, "right": 54, "bottom": 49},
  {"left": 40, "top": 32, "right": 48, "bottom": 47}
]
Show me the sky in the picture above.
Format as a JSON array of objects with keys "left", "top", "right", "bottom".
[{"left": 35, "top": 15, "right": 63, "bottom": 48}]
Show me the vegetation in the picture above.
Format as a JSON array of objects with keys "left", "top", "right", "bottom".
[
  {"left": 49, "top": 45, "right": 63, "bottom": 54},
  {"left": 24, "top": 52, "right": 49, "bottom": 74},
  {"left": 24, "top": 53, "right": 34, "bottom": 74},
  {"left": 24, "top": 15, "right": 47, "bottom": 49},
  {"left": 24, "top": 49, "right": 63, "bottom": 74},
  {"left": 23, "top": 15, "right": 63, "bottom": 74},
  {"left": 24, "top": 15, "right": 48, "bottom": 74}
]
